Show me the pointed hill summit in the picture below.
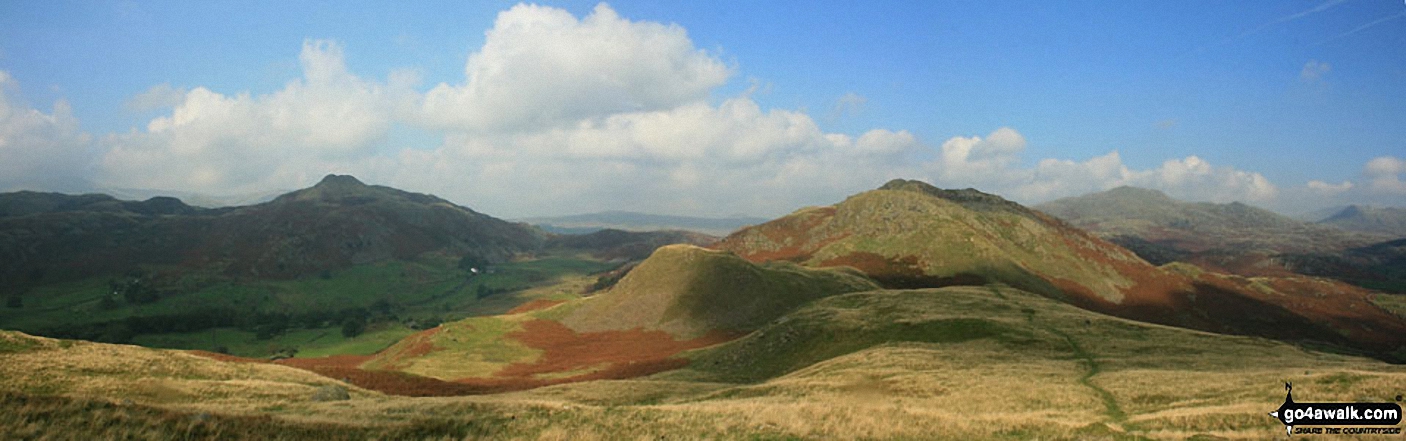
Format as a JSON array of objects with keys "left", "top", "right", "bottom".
[
  {"left": 561, "top": 244, "right": 878, "bottom": 338},
  {"left": 1318, "top": 205, "right": 1406, "bottom": 238},
  {"left": 715, "top": 179, "right": 1406, "bottom": 359}
]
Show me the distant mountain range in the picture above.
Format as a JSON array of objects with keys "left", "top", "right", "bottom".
[
  {"left": 1036, "top": 186, "right": 1406, "bottom": 292},
  {"left": 520, "top": 211, "right": 767, "bottom": 236}
]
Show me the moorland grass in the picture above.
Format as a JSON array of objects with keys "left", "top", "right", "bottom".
[{"left": 4, "top": 284, "right": 1405, "bottom": 439}]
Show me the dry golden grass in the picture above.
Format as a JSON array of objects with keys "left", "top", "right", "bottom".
[{"left": 0, "top": 332, "right": 375, "bottom": 414}]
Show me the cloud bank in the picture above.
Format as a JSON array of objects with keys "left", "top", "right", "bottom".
[{"left": 0, "top": 3, "right": 1395, "bottom": 217}]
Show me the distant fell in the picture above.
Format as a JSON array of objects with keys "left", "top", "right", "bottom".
[
  {"left": 1036, "top": 186, "right": 1318, "bottom": 246},
  {"left": 545, "top": 229, "right": 717, "bottom": 261},
  {"left": 1036, "top": 186, "right": 1405, "bottom": 291},
  {"left": 522, "top": 210, "right": 766, "bottom": 236},
  {"left": 1318, "top": 205, "right": 1406, "bottom": 238},
  {"left": 0, "top": 191, "right": 201, "bottom": 218}
]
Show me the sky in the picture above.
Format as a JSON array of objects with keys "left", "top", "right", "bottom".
[{"left": 0, "top": 0, "right": 1403, "bottom": 218}]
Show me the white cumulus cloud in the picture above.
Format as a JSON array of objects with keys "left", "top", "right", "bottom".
[
  {"left": 418, "top": 3, "right": 731, "bottom": 132},
  {"left": 99, "top": 39, "right": 416, "bottom": 193},
  {"left": 1365, "top": 155, "right": 1406, "bottom": 194},
  {"left": 0, "top": 71, "right": 94, "bottom": 191},
  {"left": 922, "top": 128, "right": 1278, "bottom": 205}
]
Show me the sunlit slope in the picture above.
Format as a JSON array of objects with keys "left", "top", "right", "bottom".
[
  {"left": 0, "top": 330, "right": 370, "bottom": 410},
  {"left": 715, "top": 179, "right": 1406, "bottom": 358},
  {"left": 561, "top": 244, "right": 879, "bottom": 337}
]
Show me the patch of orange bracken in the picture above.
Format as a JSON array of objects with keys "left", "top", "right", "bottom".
[
  {"left": 297, "top": 365, "right": 505, "bottom": 397},
  {"left": 492, "top": 319, "right": 735, "bottom": 383},
  {"left": 274, "top": 354, "right": 371, "bottom": 370},
  {"left": 187, "top": 319, "right": 740, "bottom": 396},
  {"left": 507, "top": 299, "right": 565, "bottom": 314},
  {"left": 818, "top": 252, "right": 986, "bottom": 289},
  {"left": 717, "top": 207, "right": 842, "bottom": 263}
]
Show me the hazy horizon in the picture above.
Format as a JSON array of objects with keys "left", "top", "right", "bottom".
[{"left": 2, "top": 1, "right": 1404, "bottom": 218}]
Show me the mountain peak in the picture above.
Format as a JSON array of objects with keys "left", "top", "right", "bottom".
[
  {"left": 271, "top": 174, "right": 388, "bottom": 205},
  {"left": 1103, "top": 186, "right": 1172, "bottom": 200},
  {"left": 877, "top": 179, "right": 1025, "bottom": 214},
  {"left": 1319, "top": 204, "right": 1406, "bottom": 237},
  {"left": 315, "top": 174, "right": 366, "bottom": 188},
  {"left": 878, "top": 178, "right": 939, "bottom": 193}
]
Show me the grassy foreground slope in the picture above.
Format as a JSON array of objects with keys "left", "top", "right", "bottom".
[{"left": 5, "top": 284, "right": 1405, "bottom": 439}]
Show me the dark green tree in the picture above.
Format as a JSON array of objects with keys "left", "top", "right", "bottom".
[
  {"left": 5, "top": 294, "right": 21, "bottom": 309},
  {"left": 340, "top": 316, "right": 366, "bottom": 338}
]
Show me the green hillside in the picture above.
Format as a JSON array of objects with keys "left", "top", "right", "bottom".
[
  {"left": 0, "top": 176, "right": 648, "bottom": 358},
  {"left": 561, "top": 244, "right": 878, "bottom": 337},
  {"left": 716, "top": 179, "right": 1406, "bottom": 360}
]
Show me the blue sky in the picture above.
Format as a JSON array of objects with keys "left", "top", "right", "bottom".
[{"left": 0, "top": 1, "right": 1403, "bottom": 217}]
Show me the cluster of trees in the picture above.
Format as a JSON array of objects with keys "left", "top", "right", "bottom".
[
  {"left": 40, "top": 305, "right": 386, "bottom": 344},
  {"left": 586, "top": 262, "right": 635, "bottom": 294},
  {"left": 474, "top": 284, "right": 517, "bottom": 299},
  {"left": 108, "top": 275, "right": 161, "bottom": 305}
]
